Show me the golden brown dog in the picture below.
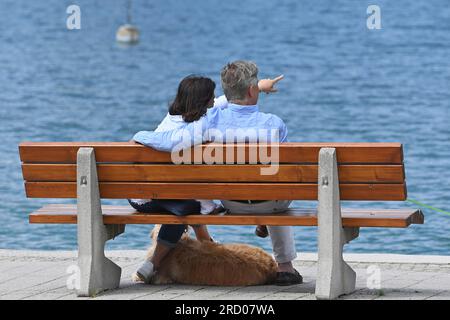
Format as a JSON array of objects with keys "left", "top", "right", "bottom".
[{"left": 132, "top": 225, "right": 278, "bottom": 286}]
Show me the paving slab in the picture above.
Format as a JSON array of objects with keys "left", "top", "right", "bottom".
[{"left": 0, "top": 250, "right": 449, "bottom": 300}]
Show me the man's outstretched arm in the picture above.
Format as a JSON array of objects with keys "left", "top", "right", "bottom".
[
  {"left": 133, "top": 109, "right": 218, "bottom": 152},
  {"left": 133, "top": 126, "right": 201, "bottom": 152},
  {"left": 133, "top": 130, "right": 178, "bottom": 152}
]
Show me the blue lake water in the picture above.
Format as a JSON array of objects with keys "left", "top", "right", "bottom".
[{"left": 0, "top": 0, "right": 449, "bottom": 255}]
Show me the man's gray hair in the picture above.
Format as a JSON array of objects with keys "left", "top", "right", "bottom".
[{"left": 221, "top": 60, "right": 258, "bottom": 101}]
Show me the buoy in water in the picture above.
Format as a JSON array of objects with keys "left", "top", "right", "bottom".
[{"left": 116, "top": 24, "right": 139, "bottom": 43}]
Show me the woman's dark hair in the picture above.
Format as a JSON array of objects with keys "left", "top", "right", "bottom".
[{"left": 169, "top": 75, "right": 216, "bottom": 122}]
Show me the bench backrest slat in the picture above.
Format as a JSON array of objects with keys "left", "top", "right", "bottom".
[
  {"left": 24, "top": 182, "right": 406, "bottom": 200},
  {"left": 19, "top": 142, "right": 403, "bottom": 164},
  {"left": 22, "top": 164, "right": 405, "bottom": 183},
  {"left": 19, "top": 142, "right": 407, "bottom": 201}
]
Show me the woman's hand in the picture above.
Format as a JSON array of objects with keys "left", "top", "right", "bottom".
[{"left": 258, "top": 75, "right": 284, "bottom": 94}]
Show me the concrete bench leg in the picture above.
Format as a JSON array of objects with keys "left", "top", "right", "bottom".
[
  {"left": 76, "top": 148, "right": 125, "bottom": 297},
  {"left": 315, "top": 148, "right": 359, "bottom": 300}
]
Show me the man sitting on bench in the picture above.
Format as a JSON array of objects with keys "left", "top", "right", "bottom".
[{"left": 134, "top": 60, "right": 302, "bottom": 286}]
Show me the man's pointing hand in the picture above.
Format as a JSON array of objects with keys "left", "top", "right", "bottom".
[{"left": 258, "top": 75, "right": 284, "bottom": 94}]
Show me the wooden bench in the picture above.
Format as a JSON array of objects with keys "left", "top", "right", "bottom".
[{"left": 19, "top": 142, "right": 424, "bottom": 299}]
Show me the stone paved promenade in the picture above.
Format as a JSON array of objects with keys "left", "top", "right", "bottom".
[{"left": 0, "top": 250, "right": 449, "bottom": 300}]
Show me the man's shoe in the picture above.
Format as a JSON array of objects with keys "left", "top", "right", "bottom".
[
  {"left": 275, "top": 269, "right": 303, "bottom": 286},
  {"left": 255, "top": 225, "right": 269, "bottom": 238}
]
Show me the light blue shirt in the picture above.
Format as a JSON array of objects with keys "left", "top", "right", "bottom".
[{"left": 133, "top": 96, "right": 288, "bottom": 152}]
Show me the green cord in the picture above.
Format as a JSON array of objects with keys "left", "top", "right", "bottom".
[{"left": 407, "top": 199, "right": 450, "bottom": 217}]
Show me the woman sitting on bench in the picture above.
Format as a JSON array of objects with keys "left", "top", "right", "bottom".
[{"left": 131, "top": 75, "right": 225, "bottom": 282}]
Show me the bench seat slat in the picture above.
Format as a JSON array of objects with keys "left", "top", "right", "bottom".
[
  {"left": 29, "top": 204, "right": 424, "bottom": 228},
  {"left": 25, "top": 182, "right": 407, "bottom": 200},
  {"left": 22, "top": 164, "right": 405, "bottom": 183},
  {"left": 19, "top": 142, "right": 404, "bottom": 164}
]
